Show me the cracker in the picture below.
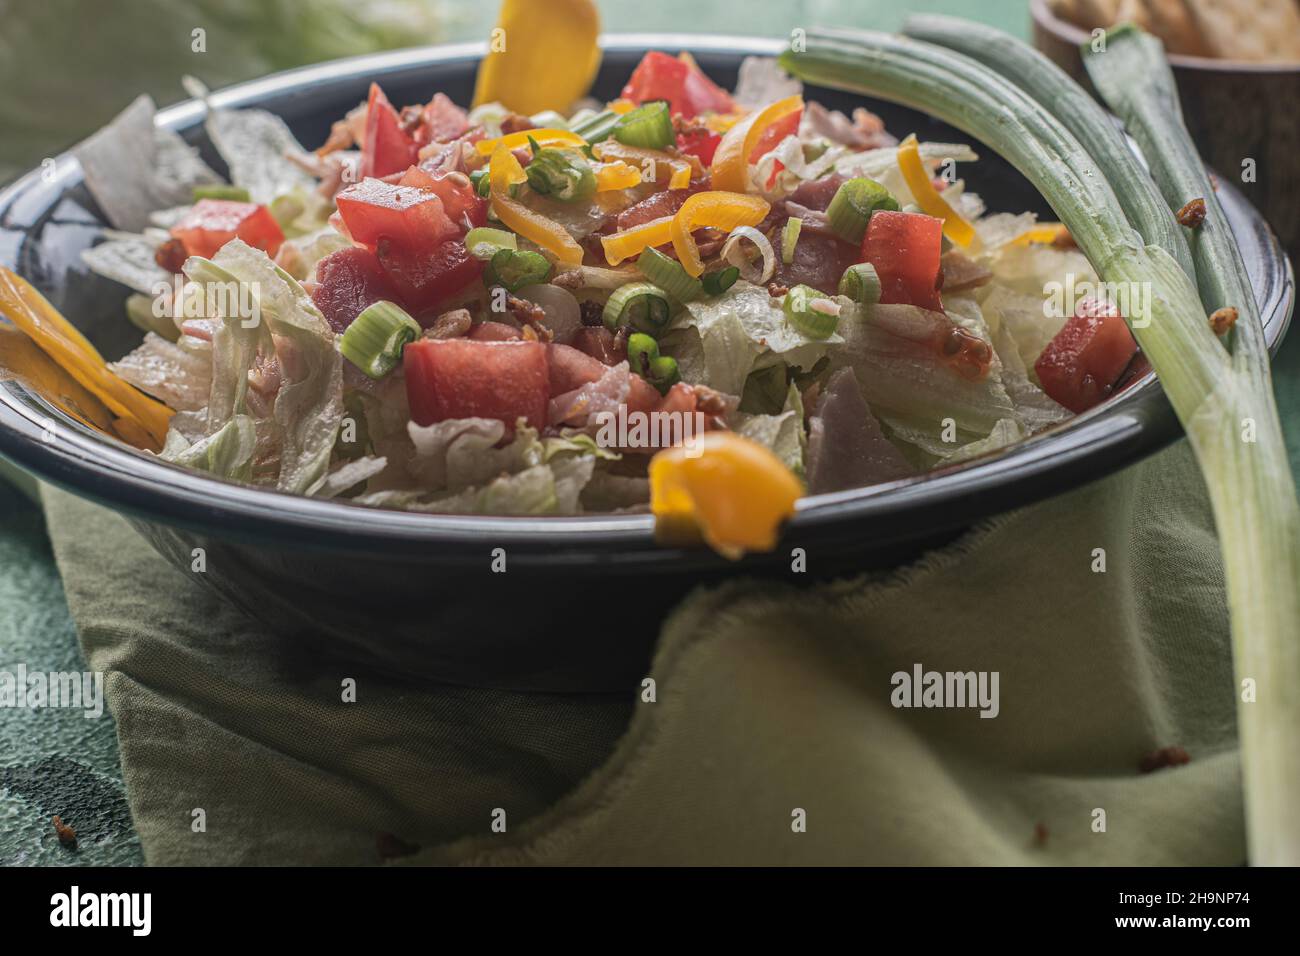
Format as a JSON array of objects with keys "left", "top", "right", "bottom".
[{"left": 1182, "top": 0, "right": 1300, "bottom": 61}]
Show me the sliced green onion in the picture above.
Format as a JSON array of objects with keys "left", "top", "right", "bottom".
[
  {"left": 626, "top": 332, "right": 681, "bottom": 394},
  {"left": 525, "top": 147, "right": 596, "bottom": 202},
  {"left": 570, "top": 109, "right": 620, "bottom": 143},
  {"left": 781, "top": 217, "right": 803, "bottom": 264},
  {"left": 603, "top": 282, "right": 672, "bottom": 335},
  {"left": 469, "top": 168, "right": 491, "bottom": 197},
  {"left": 465, "top": 227, "right": 518, "bottom": 261},
  {"left": 613, "top": 101, "right": 674, "bottom": 150},
  {"left": 269, "top": 193, "right": 305, "bottom": 228},
  {"left": 193, "top": 184, "right": 251, "bottom": 203},
  {"left": 903, "top": 14, "right": 1194, "bottom": 280},
  {"left": 826, "top": 177, "right": 899, "bottom": 244},
  {"left": 839, "top": 262, "right": 882, "bottom": 305},
  {"left": 782, "top": 25, "right": 1300, "bottom": 866},
  {"left": 782, "top": 284, "right": 839, "bottom": 339},
  {"left": 338, "top": 301, "right": 420, "bottom": 378},
  {"left": 485, "top": 248, "right": 551, "bottom": 292},
  {"left": 701, "top": 266, "right": 740, "bottom": 297},
  {"left": 636, "top": 247, "right": 703, "bottom": 303}
]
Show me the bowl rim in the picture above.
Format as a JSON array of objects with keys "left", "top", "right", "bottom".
[
  {"left": 1030, "top": 0, "right": 1300, "bottom": 74},
  {"left": 0, "top": 33, "right": 1293, "bottom": 563}
]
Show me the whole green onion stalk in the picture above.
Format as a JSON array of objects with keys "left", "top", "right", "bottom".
[{"left": 781, "top": 25, "right": 1300, "bottom": 865}]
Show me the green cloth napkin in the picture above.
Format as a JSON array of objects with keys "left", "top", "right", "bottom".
[{"left": 39, "top": 437, "right": 1246, "bottom": 865}]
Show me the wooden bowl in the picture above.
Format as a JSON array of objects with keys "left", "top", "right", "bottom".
[{"left": 1031, "top": 0, "right": 1300, "bottom": 259}]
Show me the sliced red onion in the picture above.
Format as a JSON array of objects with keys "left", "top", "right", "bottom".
[{"left": 720, "top": 226, "right": 776, "bottom": 285}]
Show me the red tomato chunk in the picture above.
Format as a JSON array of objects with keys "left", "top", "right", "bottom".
[
  {"left": 360, "top": 83, "right": 419, "bottom": 180},
  {"left": 860, "top": 210, "right": 944, "bottom": 312},
  {"left": 311, "top": 246, "right": 401, "bottom": 333},
  {"left": 170, "top": 199, "right": 284, "bottom": 260},
  {"left": 404, "top": 339, "right": 550, "bottom": 428},
  {"left": 1034, "top": 296, "right": 1138, "bottom": 413},
  {"left": 620, "top": 51, "right": 734, "bottom": 118},
  {"left": 335, "top": 178, "right": 460, "bottom": 251}
]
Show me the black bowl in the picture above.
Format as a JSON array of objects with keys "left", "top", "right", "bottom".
[{"left": 0, "top": 36, "right": 1293, "bottom": 691}]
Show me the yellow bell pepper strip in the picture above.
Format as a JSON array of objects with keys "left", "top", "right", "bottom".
[
  {"left": 897, "top": 134, "right": 977, "bottom": 248},
  {"left": 593, "top": 142, "right": 694, "bottom": 190},
  {"left": 650, "top": 432, "right": 802, "bottom": 559},
  {"left": 593, "top": 161, "right": 642, "bottom": 192},
  {"left": 472, "top": 0, "right": 601, "bottom": 115},
  {"left": 474, "top": 128, "right": 587, "bottom": 158},
  {"left": 669, "top": 191, "right": 771, "bottom": 277},
  {"left": 709, "top": 95, "right": 803, "bottom": 193},
  {"left": 488, "top": 145, "right": 584, "bottom": 265},
  {"left": 606, "top": 99, "right": 636, "bottom": 115},
  {"left": 0, "top": 322, "right": 116, "bottom": 436},
  {"left": 0, "top": 266, "right": 172, "bottom": 449},
  {"left": 599, "top": 216, "right": 674, "bottom": 266}
]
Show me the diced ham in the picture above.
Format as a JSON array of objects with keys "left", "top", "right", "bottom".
[{"left": 806, "top": 368, "right": 912, "bottom": 493}]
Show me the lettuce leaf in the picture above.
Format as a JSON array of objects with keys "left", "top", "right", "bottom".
[
  {"left": 74, "top": 95, "right": 221, "bottom": 231},
  {"left": 732, "top": 382, "right": 807, "bottom": 476},
  {"left": 205, "top": 108, "right": 315, "bottom": 206},
  {"left": 160, "top": 414, "right": 257, "bottom": 481},
  {"left": 673, "top": 281, "right": 841, "bottom": 396},
  {"left": 206, "top": 240, "right": 343, "bottom": 494}
]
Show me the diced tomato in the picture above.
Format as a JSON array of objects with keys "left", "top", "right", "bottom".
[
  {"left": 749, "top": 109, "right": 801, "bottom": 163},
  {"left": 620, "top": 51, "right": 734, "bottom": 118},
  {"left": 469, "top": 321, "right": 522, "bottom": 341},
  {"left": 860, "top": 210, "right": 945, "bottom": 312},
  {"left": 335, "top": 178, "right": 460, "bottom": 252},
  {"left": 170, "top": 199, "right": 284, "bottom": 260},
  {"left": 676, "top": 127, "right": 722, "bottom": 165},
  {"left": 404, "top": 339, "right": 550, "bottom": 428},
  {"left": 311, "top": 246, "right": 401, "bottom": 333},
  {"left": 376, "top": 237, "right": 482, "bottom": 320},
  {"left": 397, "top": 166, "right": 486, "bottom": 229},
  {"left": 548, "top": 343, "right": 609, "bottom": 394},
  {"left": 360, "top": 83, "right": 419, "bottom": 180},
  {"left": 411, "top": 92, "right": 469, "bottom": 147},
  {"left": 1034, "top": 297, "right": 1138, "bottom": 413},
  {"left": 569, "top": 327, "right": 626, "bottom": 366}
]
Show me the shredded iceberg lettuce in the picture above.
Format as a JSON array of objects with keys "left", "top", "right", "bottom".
[
  {"left": 672, "top": 281, "right": 841, "bottom": 396},
  {"left": 732, "top": 383, "right": 807, "bottom": 476}
]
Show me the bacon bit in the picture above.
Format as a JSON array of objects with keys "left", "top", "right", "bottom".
[
  {"left": 692, "top": 384, "right": 732, "bottom": 418},
  {"left": 1176, "top": 197, "right": 1207, "bottom": 229},
  {"left": 579, "top": 299, "right": 605, "bottom": 327},
  {"left": 500, "top": 113, "right": 537, "bottom": 135},
  {"left": 673, "top": 114, "right": 710, "bottom": 138},
  {"left": 1051, "top": 226, "right": 1077, "bottom": 250},
  {"left": 1139, "top": 745, "right": 1191, "bottom": 773},
  {"left": 52, "top": 815, "right": 77, "bottom": 848},
  {"left": 155, "top": 237, "right": 188, "bottom": 274},
  {"left": 316, "top": 117, "right": 357, "bottom": 157},
  {"left": 427, "top": 308, "right": 473, "bottom": 340},
  {"left": 766, "top": 281, "right": 789, "bottom": 298},
  {"left": 376, "top": 832, "right": 420, "bottom": 860},
  {"left": 399, "top": 104, "right": 424, "bottom": 136},
  {"left": 506, "top": 294, "right": 552, "bottom": 341},
  {"left": 1209, "top": 306, "right": 1238, "bottom": 336}
]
